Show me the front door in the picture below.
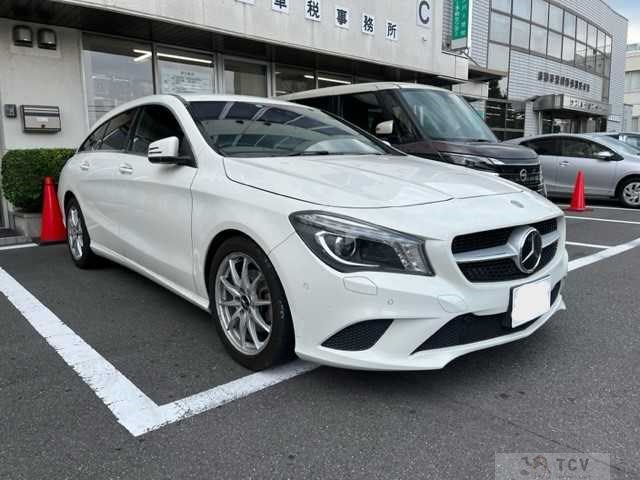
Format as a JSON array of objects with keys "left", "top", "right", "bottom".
[
  {"left": 117, "top": 104, "right": 197, "bottom": 293},
  {"left": 555, "top": 137, "right": 617, "bottom": 196}
]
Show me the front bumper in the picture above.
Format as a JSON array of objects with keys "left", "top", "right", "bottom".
[{"left": 269, "top": 231, "right": 568, "bottom": 371}]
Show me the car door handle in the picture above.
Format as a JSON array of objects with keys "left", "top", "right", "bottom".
[
  {"left": 119, "top": 163, "right": 134, "bottom": 175},
  {"left": 559, "top": 160, "right": 570, "bottom": 167},
  {"left": 80, "top": 160, "right": 90, "bottom": 171}
]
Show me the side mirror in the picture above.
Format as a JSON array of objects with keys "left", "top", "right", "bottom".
[
  {"left": 375, "top": 120, "right": 394, "bottom": 136},
  {"left": 595, "top": 150, "right": 615, "bottom": 160},
  {"left": 148, "top": 136, "right": 191, "bottom": 165}
]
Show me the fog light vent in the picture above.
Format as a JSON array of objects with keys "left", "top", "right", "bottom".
[{"left": 322, "top": 319, "right": 393, "bottom": 351}]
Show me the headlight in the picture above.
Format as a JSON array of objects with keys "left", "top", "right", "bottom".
[
  {"left": 444, "top": 153, "right": 503, "bottom": 172},
  {"left": 290, "top": 212, "right": 434, "bottom": 276}
]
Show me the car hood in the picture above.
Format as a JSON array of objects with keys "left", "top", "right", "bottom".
[
  {"left": 223, "top": 154, "right": 522, "bottom": 208},
  {"left": 432, "top": 141, "right": 539, "bottom": 163}
]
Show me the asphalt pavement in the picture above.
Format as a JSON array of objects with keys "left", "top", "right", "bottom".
[{"left": 1, "top": 203, "right": 639, "bottom": 479}]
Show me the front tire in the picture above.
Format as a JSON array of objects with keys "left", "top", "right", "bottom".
[
  {"left": 209, "top": 236, "right": 294, "bottom": 371},
  {"left": 65, "top": 198, "right": 100, "bottom": 268},
  {"left": 618, "top": 178, "right": 640, "bottom": 208}
]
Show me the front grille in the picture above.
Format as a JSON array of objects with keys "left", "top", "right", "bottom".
[
  {"left": 498, "top": 164, "right": 543, "bottom": 191},
  {"left": 413, "top": 281, "right": 561, "bottom": 353},
  {"left": 322, "top": 319, "right": 393, "bottom": 351},
  {"left": 459, "top": 242, "right": 558, "bottom": 282},
  {"left": 452, "top": 218, "right": 558, "bottom": 255}
]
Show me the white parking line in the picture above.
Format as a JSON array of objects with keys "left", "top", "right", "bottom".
[
  {"left": 565, "top": 241, "right": 610, "bottom": 249},
  {"left": 2, "top": 234, "right": 640, "bottom": 437},
  {"left": 565, "top": 216, "right": 640, "bottom": 225},
  {"left": 568, "top": 237, "right": 640, "bottom": 271},
  {"left": 0, "top": 243, "right": 38, "bottom": 252},
  {"left": 0, "top": 267, "right": 316, "bottom": 437},
  {"left": 557, "top": 203, "right": 638, "bottom": 212}
]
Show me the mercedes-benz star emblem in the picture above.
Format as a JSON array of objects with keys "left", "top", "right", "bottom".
[
  {"left": 519, "top": 169, "right": 528, "bottom": 182},
  {"left": 518, "top": 228, "right": 543, "bottom": 274}
]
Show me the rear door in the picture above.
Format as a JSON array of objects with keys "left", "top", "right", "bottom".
[
  {"left": 118, "top": 104, "right": 197, "bottom": 292},
  {"left": 74, "top": 112, "right": 136, "bottom": 253},
  {"left": 521, "top": 138, "right": 560, "bottom": 193},
  {"left": 556, "top": 138, "right": 617, "bottom": 196}
]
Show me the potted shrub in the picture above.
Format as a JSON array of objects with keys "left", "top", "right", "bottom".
[{"left": 1, "top": 148, "right": 75, "bottom": 238}]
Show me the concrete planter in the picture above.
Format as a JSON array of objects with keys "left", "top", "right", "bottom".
[{"left": 13, "top": 210, "right": 42, "bottom": 239}]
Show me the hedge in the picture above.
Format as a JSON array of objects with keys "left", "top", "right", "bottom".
[{"left": 1, "top": 148, "right": 76, "bottom": 213}]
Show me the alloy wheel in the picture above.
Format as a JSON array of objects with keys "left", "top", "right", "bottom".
[
  {"left": 622, "top": 182, "right": 640, "bottom": 206},
  {"left": 67, "top": 206, "right": 84, "bottom": 260},
  {"left": 215, "top": 253, "right": 273, "bottom": 355}
]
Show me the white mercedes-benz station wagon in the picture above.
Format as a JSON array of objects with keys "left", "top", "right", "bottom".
[{"left": 59, "top": 94, "right": 568, "bottom": 371}]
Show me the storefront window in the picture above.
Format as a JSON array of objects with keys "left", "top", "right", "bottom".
[
  {"left": 488, "top": 43, "right": 510, "bottom": 71},
  {"left": 587, "top": 24, "right": 597, "bottom": 48},
  {"left": 575, "top": 42, "right": 587, "bottom": 66},
  {"left": 157, "top": 47, "right": 215, "bottom": 95},
  {"left": 275, "top": 66, "right": 315, "bottom": 95},
  {"left": 548, "top": 4, "right": 562, "bottom": 32},
  {"left": 531, "top": 0, "right": 548, "bottom": 26},
  {"left": 511, "top": 18, "right": 530, "bottom": 49},
  {"left": 224, "top": 59, "right": 268, "bottom": 97},
  {"left": 317, "top": 72, "right": 353, "bottom": 89},
  {"left": 547, "top": 31, "right": 562, "bottom": 59},
  {"left": 530, "top": 25, "right": 547, "bottom": 55},
  {"left": 576, "top": 18, "right": 587, "bottom": 43},
  {"left": 563, "top": 12, "right": 576, "bottom": 37},
  {"left": 492, "top": 0, "right": 512, "bottom": 14},
  {"left": 82, "top": 34, "right": 154, "bottom": 125},
  {"left": 562, "top": 37, "right": 575, "bottom": 63},
  {"left": 512, "top": 0, "right": 531, "bottom": 20},
  {"left": 490, "top": 12, "right": 511, "bottom": 44}
]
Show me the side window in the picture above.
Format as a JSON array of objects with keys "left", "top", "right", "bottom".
[
  {"left": 625, "top": 136, "right": 640, "bottom": 149},
  {"left": 99, "top": 110, "right": 137, "bottom": 151},
  {"left": 522, "top": 138, "right": 559, "bottom": 155},
  {"left": 131, "top": 105, "right": 190, "bottom": 157},
  {"left": 375, "top": 91, "right": 419, "bottom": 145},
  {"left": 339, "top": 93, "right": 385, "bottom": 135},
  {"left": 561, "top": 139, "right": 611, "bottom": 159},
  {"left": 295, "top": 96, "right": 338, "bottom": 114},
  {"left": 79, "top": 122, "right": 108, "bottom": 152}
]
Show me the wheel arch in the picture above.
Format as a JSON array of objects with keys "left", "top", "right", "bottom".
[
  {"left": 62, "top": 191, "right": 77, "bottom": 223},
  {"left": 203, "top": 229, "right": 255, "bottom": 297},
  {"left": 615, "top": 174, "right": 640, "bottom": 198}
]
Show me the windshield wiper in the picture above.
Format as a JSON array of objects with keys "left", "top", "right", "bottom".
[{"left": 288, "top": 150, "right": 332, "bottom": 156}]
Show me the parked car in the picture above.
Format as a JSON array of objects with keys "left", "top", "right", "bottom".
[
  {"left": 590, "top": 132, "right": 640, "bottom": 151},
  {"left": 59, "top": 94, "right": 567, "bottom": 371},
  {"left": 507, "top": 133, "right": 640, "bottom": 208},
  {"left": 280, "top": 83, "right": 545, "bottom": 194}
]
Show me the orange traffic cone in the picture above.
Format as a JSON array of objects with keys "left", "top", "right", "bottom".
[
  {"left": 564, "top": 170, "right": 590, "bottom": 213},
  {"left": 40, "top": 176, "right": 66, "bottom": 244}
]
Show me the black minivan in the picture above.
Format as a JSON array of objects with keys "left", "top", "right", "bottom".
[{"left": 281, "top": 83, "right": 545, "bottom": 194}]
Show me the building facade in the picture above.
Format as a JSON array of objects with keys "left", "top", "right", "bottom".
[
  {"left": 0, "top": 0, "right": 628, "bottom": 228},
  {"left": 626, "top": 43, "right": 640, "bottom": 132},
  {"left": 449, "top": 0, "right": 628, "bottom": 140}
]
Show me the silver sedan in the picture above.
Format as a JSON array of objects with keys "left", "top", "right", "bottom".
[{"left": 507, "top": 133, "right": 640, "bottom": 208}]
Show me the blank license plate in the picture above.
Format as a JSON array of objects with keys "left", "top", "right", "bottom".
[{"left": 510, "top": 278, "right": 551, "bottom": 328}]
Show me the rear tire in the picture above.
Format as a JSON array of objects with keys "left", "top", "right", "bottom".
[
  {"left": 618, "top": 178, "right": 640, "bottom": 209},
  {"left": 65, "top": 198, "right": 100, "bottom": 268},
  {"left": 208, "top": 236, "right": 294, "bottom": 371}
]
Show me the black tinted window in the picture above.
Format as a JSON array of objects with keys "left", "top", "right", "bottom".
[
  {"left": 79, "top": 122, "right": 108, "bottom": 152},
  {"left": 523, "top": 138, "right": 559, "bottom": 155},
  {"left": 132, "top": 105, "right": 189, "bottom": 156},
  {"left": 295, "top": 96, "right": 337, "bottom": 113},
  {"left": 99, "top": 110, "right": 136, "bottom": 151},
  {"left": 339, "top": 93, "right": 385, "bottom": 135},
  {"left": 560, "top": 139, "right": 610, "bottom": 159}
]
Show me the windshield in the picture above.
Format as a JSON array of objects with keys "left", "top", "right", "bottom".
[
  {"left": 399, "top": 89, "right": 497, "bottom": 143},
  {"left": 595, "top": 136, "right": 640, "bottom": 156},
  {"left": 190, "top": 101, "right": 392, "bottom": 157}
]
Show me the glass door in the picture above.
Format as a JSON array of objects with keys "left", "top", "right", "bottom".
[{"left": 223, "top": 58, "right": 269, "bottom": 97}]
